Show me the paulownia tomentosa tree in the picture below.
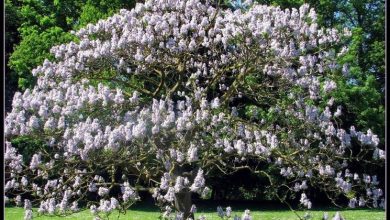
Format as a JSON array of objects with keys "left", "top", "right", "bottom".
[{"left": 5, "top": 0, "right": 385, "bottom": 219}]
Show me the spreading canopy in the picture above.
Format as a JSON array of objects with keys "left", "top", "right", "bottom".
[{"left": 5, "top": 0, "right": 385, "bottom": 219}]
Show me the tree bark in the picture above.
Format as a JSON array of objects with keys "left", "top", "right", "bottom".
[
  {"left": 174, "top": 191, "right": 194, "bottom": 219},
  {"left": 172, "top": 165, "right": 196, "bottom": 219}
]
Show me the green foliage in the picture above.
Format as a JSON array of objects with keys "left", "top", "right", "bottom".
[
  {"left": 5, "top": 0, "right": 21, "bottom": 53},
  {"left": 5, "top": 0, "right": 22, "bottom": 112},
  {"left": 76, "top": 0, "right": 136, "bottom": 29},
  {"left": 10, "top": 136, "right": 47, "bottom": 164},
  {"left": 7, "top": 0, "right": 136, "bottom": 91},
  {"left": 332, "top": 26, "right": 385, "bottom": 140},
  {"left": 10, "top": 27, "right": 75, "bottom": 90}
]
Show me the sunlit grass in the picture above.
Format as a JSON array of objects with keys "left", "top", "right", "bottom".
[{"left": 5, "top": 202, "right": 386, "bottom": 220}]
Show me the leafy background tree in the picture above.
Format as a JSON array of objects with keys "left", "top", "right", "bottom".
[{"left": 5, "top": 0, "right": 22, "bottom": 113}]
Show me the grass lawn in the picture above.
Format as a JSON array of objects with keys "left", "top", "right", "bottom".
[{"left": 5, "top": 202, "right": 386, "bottom": 220}]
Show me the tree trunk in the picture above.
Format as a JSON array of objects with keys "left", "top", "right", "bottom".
[
  {"left": 172, "top": 166, "right": 196, "bottom": 219},
  {"left": 174, "top": 191, "right": 194, "bottom": 219}
]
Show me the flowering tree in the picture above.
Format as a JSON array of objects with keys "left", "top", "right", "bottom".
[{"left": 4, "top": 0, "right": 385, "bottom": 219}]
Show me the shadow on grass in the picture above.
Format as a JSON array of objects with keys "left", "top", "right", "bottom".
[
  {"left": 127, "top": 199, "right": 385, "bottom": 213},
  {"left": 127, "top": 199, "right": 293, "bottom": 213}
]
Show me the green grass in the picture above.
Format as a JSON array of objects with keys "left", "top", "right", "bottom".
[{"left": 5, "top": 202, "right": 386, "bottom": 220}]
